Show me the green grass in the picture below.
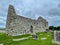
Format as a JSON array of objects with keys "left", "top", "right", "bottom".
[
  {"left": 0, "top": 33, "right": 12, "bottom": 44},
  {"left": 0, "top": 32, "right": 58, "bottom": 45},
  {"left": 12, "top": 34, "right": 31, "bottom": 39}
]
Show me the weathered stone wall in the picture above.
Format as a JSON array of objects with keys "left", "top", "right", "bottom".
[
  {"left": 52, "top": 31, "right": 60, "bottom": 44},
  {"left": 6, "top": 5, "right": 48, "bottom": 36}
]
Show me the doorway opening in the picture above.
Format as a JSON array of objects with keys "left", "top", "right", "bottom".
[{"left": 30, "top": 25, "right": 33, "bottom": 33}]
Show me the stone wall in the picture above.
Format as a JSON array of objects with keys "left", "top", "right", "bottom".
[
  {"left": 6, "top": 5, "right": 48, "bottom": 36},
  {"left": 52, "top": 31, "right": 60, "bottom": 44}
]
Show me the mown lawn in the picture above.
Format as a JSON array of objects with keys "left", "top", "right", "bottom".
[
  {"left": 12, "top": 34, "right": 31, "bottom": 39},
  {"left": 0, "top": 33, "right": 12, "bottom": 44},
  {"left": 0, "top": 32, "right": 58, "bottom": 45}
]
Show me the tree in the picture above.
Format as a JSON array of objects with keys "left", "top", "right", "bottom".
[
  {"left": 49, "top": 26, "right": 54, "bottom": 30},
  {"left": 49, "top": 26, "right": 60, "bottom": 31}
]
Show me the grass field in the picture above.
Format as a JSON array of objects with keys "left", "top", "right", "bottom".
[{"left": 0, "top": 32, "right": 58, "bottom": 45}]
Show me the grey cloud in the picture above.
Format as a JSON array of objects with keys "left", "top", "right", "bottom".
[
  {"left": 48, "top": 8, "right": 60, "bottom": 16},
  {"left": 0, "top": 0, "right": 60, "bottom": 27}
]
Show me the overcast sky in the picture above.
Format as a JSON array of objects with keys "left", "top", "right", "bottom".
[{"left": 0, "top": 0, "right": 60, "bottom": 28}]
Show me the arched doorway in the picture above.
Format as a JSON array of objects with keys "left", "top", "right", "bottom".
[{"left": 30, "top": 25, "right": 33, "bottom": 33}]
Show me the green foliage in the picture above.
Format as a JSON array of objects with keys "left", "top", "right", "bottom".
[
  {"left": 56, "top": 26, "right": 60, "bottom": 30},
  {"left": 49, "top": 26, "right": 54, "bottom": 30},
  {"left": 49, "top": 26, "right": 60, "bottom": 31},
  {"left": 0, "top": 28, "right": 5, "bottom": 30}
]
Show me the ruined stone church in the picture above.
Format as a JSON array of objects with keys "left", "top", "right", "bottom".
[{"left": 6, "top": 5, "right": 48, "bottom": 36}]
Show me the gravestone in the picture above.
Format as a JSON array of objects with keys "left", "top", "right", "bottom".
[
  {"left": 45, "top": 29, "right": 49, "bottom": 33},
  {"left": 32, "top": 33, "right": 38, "bottom": 39}
]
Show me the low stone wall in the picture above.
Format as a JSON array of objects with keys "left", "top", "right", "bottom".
[
  {"left": 52, "top": 30, "right": 60, "bottom": 44},
  {"left": 0, "top": 30, "right": 5, "bottom": 33}
]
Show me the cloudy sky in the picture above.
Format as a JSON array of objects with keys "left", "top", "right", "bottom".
[{"left": 0, "top": 0, "right": 60, "bottom": 28}]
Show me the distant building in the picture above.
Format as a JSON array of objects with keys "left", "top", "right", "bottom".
[{"left": 6, "top": 5, "right": 48, "bottom": 36}]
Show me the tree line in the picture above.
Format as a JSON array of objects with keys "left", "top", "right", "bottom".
[{"left": 49, "top": 26, "right": 60, "bottom": 31}]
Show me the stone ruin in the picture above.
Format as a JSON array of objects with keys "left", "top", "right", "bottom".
[
  {"left": 52, "top": 30, "right": 60, "bottom": 44},
  {"left": 6, "top": 5, "right": 48, "bottom": 36}
]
